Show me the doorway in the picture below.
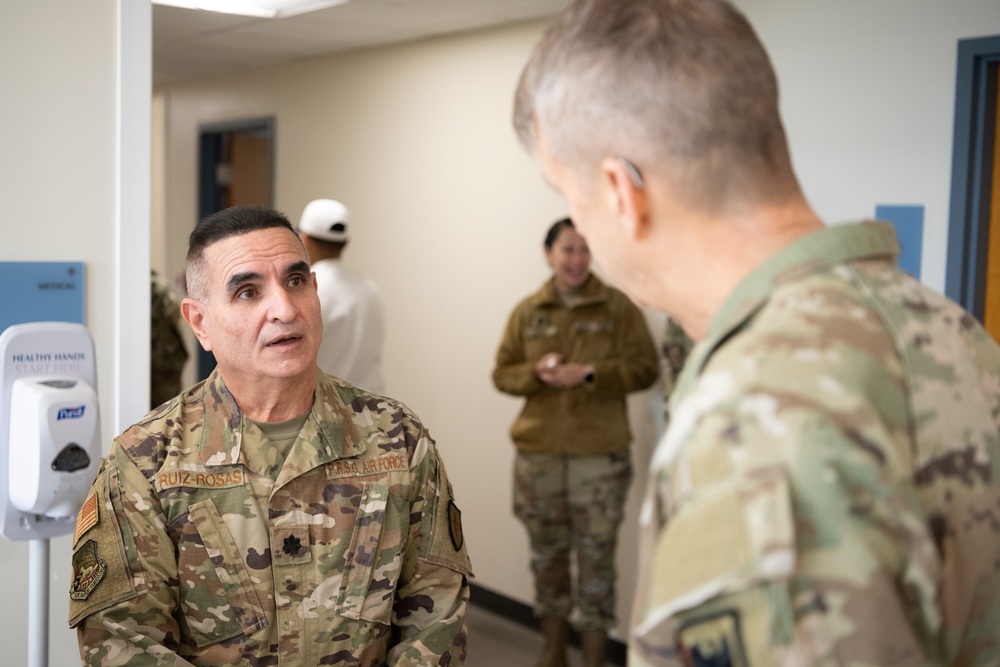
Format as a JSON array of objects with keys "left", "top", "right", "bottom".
[
  {"left": 196, "top": 117, "right": 275, "bottom": 380},
  {"left": 982, "top": 72, "right": 1000, "bottom": 337},
  {"left": 945, "top": 36, "right": 1000, "bottom": 341}
]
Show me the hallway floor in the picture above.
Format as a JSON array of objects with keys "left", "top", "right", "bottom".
[{"left": 467, "top": 604, "right": 584, "bottom": 666}]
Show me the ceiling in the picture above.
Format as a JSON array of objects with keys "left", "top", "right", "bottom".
[{"left": 153, "top": 0, "right": 572, "bottom": 87}]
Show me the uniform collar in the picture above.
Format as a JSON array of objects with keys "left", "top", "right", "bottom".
[
  {"left": 681, "top": 220, "right": 900, "bottom": 385},
  {"left": 532, "top": 273, "right": 608, "bottom": 308},
  {"left": 197, "top": 369, "right": 367, "bottom": 478}
]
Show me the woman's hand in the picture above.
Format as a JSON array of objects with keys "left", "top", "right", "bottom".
[
  {"left": 536, "top": 353, "right": 594, "bottom": 389},
  {"left": 535, "top": 353, "right": 564, "bottom": 385}
]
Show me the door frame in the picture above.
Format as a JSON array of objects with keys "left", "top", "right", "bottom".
[
  {"left": 945, "top": 35, "right": 1000, "bottom": 316},
  {"left": 197, "top": 116, "right": 275, "bottom": 221},
  {"left": 195, "top": 116, "right": 275, "bottom": 381}
]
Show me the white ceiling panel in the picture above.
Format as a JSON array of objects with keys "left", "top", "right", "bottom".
[{"left": 153, "top": 0, "right": 572, "bottom": 87}]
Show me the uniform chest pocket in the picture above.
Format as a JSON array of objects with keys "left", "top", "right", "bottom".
[
  {"left": 570, "top": 319, "right": 615, "bottom": 357},
  {"left": 335, "top": 483, "right": 407, "bottom": 624},
  {"left": 524, "top": 326, "right": 559, "bottom": 361},
  {"left": 174, "top": 499, "right": 266, "bottom": 648}
]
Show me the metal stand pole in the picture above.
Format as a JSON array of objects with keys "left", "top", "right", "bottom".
[{"left": 29, "top": 538, "right": 49, "bottom": 667}]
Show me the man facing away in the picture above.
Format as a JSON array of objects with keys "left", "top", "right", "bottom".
[
  {"left": 69, "top": 205, "right": 471, "bottom": 666},
  {"left": 299, "top": 198, "right": 386, "bottom": 394},
  {"left": 513, "top": 0, "right": 1000, "bottom": 665}
]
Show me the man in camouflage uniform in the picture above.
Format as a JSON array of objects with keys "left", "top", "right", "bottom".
[
  {"left": 513, "top": 0, "right": 1000, "bottom": 665},
  {"left": 69, "top": 206, "right": 472, "bottom": 666}
]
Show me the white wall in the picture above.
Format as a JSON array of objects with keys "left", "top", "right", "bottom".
[
  {"left": 739, "top": 0, "right": 1000, "bottom": 292},
  {"left": 152, "top": 93, "right": 168, "bottom": 275},
  {"left": 0, "top": 0, "right": 148, "bottom": 664},
  {"left": 154, "top": 0, "right": 1000, "bottom": 644}
]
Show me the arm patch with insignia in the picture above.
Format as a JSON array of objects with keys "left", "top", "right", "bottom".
[
  {"left": 677, "top": 611, "right": 748, "bottom": 667},
  {"left": 418, "top": 453, "right": 472, "bottom": 577},
  {"left": 68, "top": 467, "right": 142, "bottom": 627},
  {"left": 447, "top": 500, "right": 464, "bottom": 551}
]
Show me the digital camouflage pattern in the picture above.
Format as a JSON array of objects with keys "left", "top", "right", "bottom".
[
  {"left": 660, "top": 318, "right": 693, "bottom": 428},
  {"left": 514, "top": 451, "right": 632, "bottom": 630},
  {"left": 150, "top": 270, "right": 188, "bottom": 409},
  {"left": 69, "top": 369, "right": 472, "bottom": 666},
  {"left": 632, "top": 221, "right": 1000, "bottom": 666}
]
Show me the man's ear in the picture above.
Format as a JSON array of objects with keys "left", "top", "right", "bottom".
[
  {"left": 601, "top": 156, "right": 650, "bottom": 240},
  {"left": 180, "top": 298, "right": 212, "bottom": 352}
]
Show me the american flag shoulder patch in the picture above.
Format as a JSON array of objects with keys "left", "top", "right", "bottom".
[{"left": 74, "top": 491, "right": 99, "bottom": 546}]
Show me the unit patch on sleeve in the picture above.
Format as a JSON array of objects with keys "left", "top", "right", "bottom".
[
  {"left": 676, "top": 610, "right": 747, "bottom": 667},
  {"left": 448, "top": 500, "right": 464, "bottom": 551},
  {"left": 70, "top": 539, "right": 107, "bottom": 601}
]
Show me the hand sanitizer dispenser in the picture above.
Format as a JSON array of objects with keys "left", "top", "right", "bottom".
[
  {"left": 8, "top": 377, "right": 99, "bottom": 518},
  {"left": 0, "top": 322, "right": 100, "bottom": 540}
]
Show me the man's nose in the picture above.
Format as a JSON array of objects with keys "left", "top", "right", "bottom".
[{"left": 266, "top": 286, "right": 298, "bottom": 322}]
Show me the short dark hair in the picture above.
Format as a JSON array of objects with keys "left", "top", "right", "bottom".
[
  {"left": 185, "top": 205, "right": 301, "bottom": 299},
  {"left": 544, "top": 217, "right": 574, "bottom": 250}
]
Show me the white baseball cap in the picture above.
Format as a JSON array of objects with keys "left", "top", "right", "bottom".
[{"left": 298, "top": 199, "right": 350, "bottom": 242}]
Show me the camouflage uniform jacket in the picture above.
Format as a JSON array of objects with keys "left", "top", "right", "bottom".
[
  {"left": 631, "top": 221, "right": 1000, "bottom": 666},
  {"left": 493, "top": 273, "right": 659, "bottom": 456},
  {"left": 69, "top": 369, "right": 473, "bottom": 666}
]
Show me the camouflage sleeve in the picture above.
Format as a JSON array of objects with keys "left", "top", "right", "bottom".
[
  {"left": 633, "top": 380, "right": 936, "bottom": 665},
  {"left": 69, "top": 444, "right": 193, "bottom": 666},
  {"left": 589, "top": 298, "right": 659, "bottom": 395},
  {"left": 660, "top": 318, "right": 693, "bottom": 396},
  {"left": 492, "top": 304, "right": 544, "bottom": 396},
  {"left": 387, "top": 429, "right": 472, "bottom": 665}
]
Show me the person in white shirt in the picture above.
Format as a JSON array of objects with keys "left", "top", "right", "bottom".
[{"left": 298, "top": 198, "right": 386, "bottom": 394}]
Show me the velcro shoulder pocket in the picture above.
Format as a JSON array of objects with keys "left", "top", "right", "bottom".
[
  {"left": 68, "top": 470, "right": 140, "bottom": 627},
  {"left": 643, "top": 466, "right": 795, "bottom": 627},
  {"left": 418, "top": 456, "right": 473, "bottom": 578}
]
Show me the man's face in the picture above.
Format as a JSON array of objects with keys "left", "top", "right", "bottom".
[{"left": 183, "top": 227, "right": 323, "bottom": 391}]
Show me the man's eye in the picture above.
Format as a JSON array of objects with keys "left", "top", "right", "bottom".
[
  {"left": 237, "top": 288, "right": 257, "bottom": 299},
  {"left": 288, "top": 276, "right": 305, "bottom": 287}
]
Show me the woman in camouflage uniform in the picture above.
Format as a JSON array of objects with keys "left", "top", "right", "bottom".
[{"left": 493, "top": 218, "right": 659, "bottom": 667}]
